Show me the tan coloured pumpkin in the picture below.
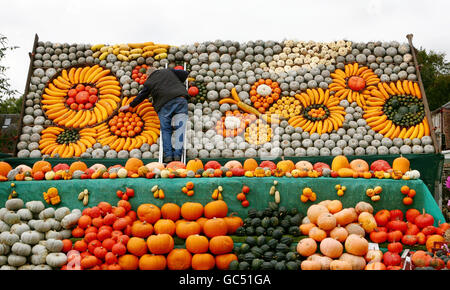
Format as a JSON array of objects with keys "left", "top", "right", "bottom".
[
  {"left": 319, "top": 238, "right": 343, "bottom": 259},
  {"left": 345, "top": 223, "right": 366, "bottom": 237},
  {"left": 308, "top": 227, "right": 327, "bottom": 242},
  {"left": 299, "top": 223, "right": 316, "bottom": 236},
  {"left": 329, "top": 226, "right": 348, "bottom": 243},
  {"left": 296, "top": 237, "right": 317, "bottom": 257},
  {"left": 329, "top": 260, "right": 352, "bottom": 270},
  {"left": 300, "top": 260, "right": 322, "bottom": 270},
  {"left": 365, "top": 249, "right": 383, "bottom": 263},
  {"left": 358, "top": 212, "right": 377, "bottom": 233},
  {"left": 344, "top": 234, "right": 369, "bottom": 256},
  {"left": 334, "top": 208, "right": 357, "bottom": 226},
  {"left": 339, "top": 253, "right": 367, "bottom": 270},
  {"left": 307, "top": 204, "right": 329, "bottom": 224},
  {"left": 295, "top": 161, "right": 313, "bottom": 171},
  {"left": 354, "top": 201, "right": 374, "bottom": 215},
  {"left": 317, "top": 213, "right": 337, "bottom": 231},
  {"left": 326, "top": 200, "right": 343, "bottom": 214},
  {"left": 318, "top": 200, "right": 331, "bottom": 208}
]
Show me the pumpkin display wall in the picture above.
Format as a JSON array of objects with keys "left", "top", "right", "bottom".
[{"left": 17, "top": 38, "right": 434, "bottom": 160}]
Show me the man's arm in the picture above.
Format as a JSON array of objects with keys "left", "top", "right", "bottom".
[
  {"left": 170, "top": 68, "right": 189, "bottom": 83},
  {"left": 129, "top": 85, "right": 151, "bottom": 108}
]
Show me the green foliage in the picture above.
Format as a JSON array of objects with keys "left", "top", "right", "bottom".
[
  {"left": 0, "top": 96, "right": 22, "bottom": 114},
  {"left": 416, "top": 48, "right": 450, "bottom": 111}
]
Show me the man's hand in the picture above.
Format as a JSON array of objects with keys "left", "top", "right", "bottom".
[{"left": 119, "top": 105, "right": 130, "bottom": 112}]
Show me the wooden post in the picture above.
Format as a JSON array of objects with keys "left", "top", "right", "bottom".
[
  {"left": 13, "top": 33, "right": 39, "bottom": 157},
  {"left": 406, "top": 34, "right": 440, "bottom": 154}
]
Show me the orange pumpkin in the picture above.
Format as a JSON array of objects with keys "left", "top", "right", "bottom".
[
  {"left": 392, "top": 156, "right": 410, "bottom": 174},
  {"left": 147, "top": 234, "right": 174, "bottom": 254},
  {"left": 153, "top": 219, "right": 176, "bottom": 236},
  {"left": 192, "top": 253, "right": 215, "bottom": 270},
  {"left": 186, "top": 158, "right": 204, "bottom": 172},
  {"left": 203, "top": 218, "right": 228, "bottom": 238},
  {"left": 32, "top": 160, "right": 52, "bottom": 175},
  {"left": 301, "top": 260, "right": 322, "bottom": 270},
  {"left": 161, "top": 203, "right": 181, "bottom": 222},
  {"left": 125, "top": 158, "right": 144, "bottom": 173},
  {"left": 167, "top": 249, "right": 192, "bottom": 270},
  {"left": 331, "top": 155, "right": 350, "bottom": 171},
  {"left": 175, "top": 221, "right": 201, "bottom": 239},
  {"left": 223, "top": 214, "right": 243, "bottom": 234},
  {"left": 425, "top": 234, "right": 445, "bottom": 252},
  {"left": 349, "top": 159, "right": 369, "bottom": 173},
  {"left": 127, "top": 237, "right": 148, "bottom": 257},
  {"left": 69, "top": 161, "right": 87, "bottom": 174},
  {"left": 0, "top": 161, "right": 12, "bottom": 177},
  {"left": 296, "top": 237, "right": 317, "bottom": 257},
  {"left": 215, "top": 253, "right": 238, "bottom": 270},
  {"left": 224, "top": 160, "right": 242, "bottom": 170},
  {"left": 319, "top": 238, "right": 343, "bottom": 259},
  {"left": 209, "top": 236, "right": 234, "bottom": 255},
  {"left": 344, "top": 234, "right": 369, "bottom": 256},
  {"left": 185, "top": 235, "right": 209, "bottom": 254},
  {"left": 337, "top": 168, "right": 356, "bottom": 178},
  {"left": 137, "top": 204, "right": 161, "bottom": 224},
  {"left": 131, "top": 220, "right": 154, "bottom": 238},
  {"left": 204, "top": 200, "right": 228, "bottom": 219},
  {"left": 139, "top": 254, "right": 167, "bottom": 270},
  {"left": 276, "top": 158, "right": 295, "bottom": 173},
  {"left": 118, "top": 254, "right": 139, "bottom": 270},
  {"left": 180, "top": 202, "right": 204, "bottom": 221}
]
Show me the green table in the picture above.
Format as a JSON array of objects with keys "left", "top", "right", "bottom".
[
  {"left": 1, "top": 153, "right": 444, "bottom": 196},
  {"left": 0, "top": 176, "right": 445, "bottom": 225}
]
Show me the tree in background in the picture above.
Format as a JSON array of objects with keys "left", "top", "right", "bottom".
[
  {"left": 0, "top": 34, "right": 20, "bottom": 114},
  {"left": 416, "top": 48, "right": 450, "bottom": 111}
]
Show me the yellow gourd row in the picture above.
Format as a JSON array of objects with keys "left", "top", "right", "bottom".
[{"left": 91, "top": 42, "right": 170, "bottom": 62}]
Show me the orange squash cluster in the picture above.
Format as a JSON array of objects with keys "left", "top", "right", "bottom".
[
  {"left": 109, "top": 111, "right": 144, "bottom": 138},
  {"left": 249, "top": 79, "right": 281, "bottom": 114}
]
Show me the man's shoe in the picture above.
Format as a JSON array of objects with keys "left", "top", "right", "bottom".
[
  {"left": 173, "top": 156, "right": 181, "bottom": 162},
  {"left": 163, "top": 156, "right": 173, "bottom": 164}
]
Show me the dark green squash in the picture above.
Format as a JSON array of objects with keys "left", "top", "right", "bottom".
[
  {"left": 245, "top": 236, "right": 256, "bottom": 246},
  {"left": 275, "top": 261, "right": 286, "bottom": 270},
  {"left": 263, "top": 251, "right": 274, "bottom": 261},
  {"left": 290, "top": 214, "right": 302, "bottom": 226},
  {"left": 255, "top": 226, "right": 266, "bottom": 236},
  {"left": 260, "top": 244, "right": 270, "bottom": 252},
  {"left": 261, "top": 217, "right": 271, "bottom": 228},
  {"left": 266, "top": 227, "right": 275, "bottom": 236},
  {"left": 251, "top": 258, "right": 263, "bottom": 270},
  {"left": 261, "top": 261, "right": 273, "bottom": 270},
  {"left": 266, "top": 238, "right": 278, "bottom": 249},
  {"left": 228, "top": 260, "right": 239, "bottom": 270},
  {"left": 276, "top": 243, "right": 290, "bottom": 253},
  {"left": 289, "top": 226, "right": 301, "bottom": 236},
  {"left": 245, "top": 226, "right": 255, "bottom": 236},
  {"left": 251, "top": 217, "right": 261, "bottom": 227},
  {"left": 280, "top": 236, "right": 293, "bottom": 245},
  {"left": 285, "top": 251, "right": 298, "bottom": 261},
  {"left": 268, "top": 201, "right": 278, "bottom": 211},
  {"left": 235, "top": 226, "right": 246, "bottom": 236},
  {"left": 272, "top": 228, "right": 284, "bottom": 240},
  {"left": 286, "top": 261, "right": 299, "bottom": 270},
  {"left": 289, "top": 207, "right": 299, "bottom": 216},
  {"left": 256, "top": 235, "right": 266, "bottom": 246},
  {"left": 240, "top": 243, "right": 251, "bottom": 254},
  {"left": 238, "top": 261, "right": 250, "bottom": 270},
  {"left": 247, "top": 208, "right": 258, "bottom": 219},
  {"left": 274, "top": 251, "right": 285, "bottom": 261},
  {"left": 243, "top": 253, "right": 256, "bottom": 263},
  {"left": 250, "top": 246, "right": 263, "bottom": 258},
  {"left": 270, "top": 217, "right": 279, "bottom": 227}
]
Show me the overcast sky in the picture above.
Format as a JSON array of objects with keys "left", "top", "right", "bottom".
[{"left": 1, "top": 0, "right": 449, "bottom": 97}]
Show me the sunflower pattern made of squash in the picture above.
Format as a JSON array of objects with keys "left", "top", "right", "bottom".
[
  {"left": 38, "top": 127, "right": 97, "bottom": 158},
  {"left": 41, "top": 65, "right": 121, "bottom": 129},
  {"left": 363, "top": 80, "right": 430, "bottom": 140},
  {"left": 287, "top": 88, "right": 346, "bottom": 134},
  {"left": 329, "top": 63, "right": 380, "bottom": 108},
  {"left": 93, "top": 96, "right": 160, "bottom": 152}
]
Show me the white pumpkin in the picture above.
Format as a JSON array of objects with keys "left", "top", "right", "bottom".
[
  {"left": 45, "top": 252, "right": 67, "bottom": 268},
  {"left": 45, "top": 238, "right": 63, "bottom": 252},
  {"left": 11, "top": 242, "right": 32, "bottom": 256},
  {"left": 38, "top": 208, "right": 55, "bottom": 220},
  {"left": 224, "top": 116, "right": 241, "bottom": 130},
  {"left": 25, "top": 201, "right": 45, "bottom": 214},
  {"left": 5, "top": 198, "right": 24, "bottom": 211},
  {"left": 21, "top": 231, "right": 42, "bottom": 245},
  {"left": 0, "top": 232, "right": 19, "bottom": 246},
  {"left": 54, "top": 207, "right": 71, "bottom": 221},
  {"left": 16, "top": 208, "right": 33, "bottom": 221},
  {"left": 117, "top": 167, "right": 128, "bottom": 178},
  {"left": 7, "top": 254, "right": 27, "bottom": 267},
  {"left": 0, "top": 244, "right": 10, "bottom": 255},
  {"left": 61, "top": 212, "right": 81, "bottom": 229}
]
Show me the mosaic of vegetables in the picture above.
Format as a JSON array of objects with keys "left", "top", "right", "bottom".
[{"left": 18, "top": 39, "right": 434, "bottom": 159}]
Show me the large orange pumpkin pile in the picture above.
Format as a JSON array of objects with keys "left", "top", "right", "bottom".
[{"left": 61, "top": 199, "right": 242, "bottom": 270}]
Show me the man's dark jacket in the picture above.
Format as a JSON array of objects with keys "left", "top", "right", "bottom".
[{"left": 129, "top": 68, "right": 189, "bottom": 112}]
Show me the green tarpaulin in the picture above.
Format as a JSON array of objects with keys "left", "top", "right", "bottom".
[
  {"left": 0, "top": 176, "right": 445, "bottom": 225},
  {"left": 1, "top": 153, "right": 444, "bottom": 196}
]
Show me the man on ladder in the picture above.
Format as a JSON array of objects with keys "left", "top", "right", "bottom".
[{"left": 119, "top": 66, "right": 189, "bottom": 164}]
